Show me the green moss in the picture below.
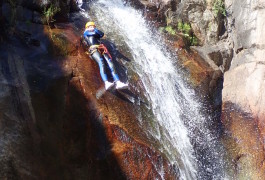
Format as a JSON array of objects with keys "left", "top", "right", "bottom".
[
  {"left": 177, "top": 21, "right": 191, "bottom": 36},
  {"left": 164, "top": 26, "right": 176, "bottom": 35},
  {"left": 25, "top": 20, "right": 31, "bottom": 26},
  {"left": 188, "top": 36, "right": 199, "bottom": 46},
  {"left": 160, "top": 21, "right": 199, "bottom": 46},
  {"left": 8, "top": 0, "right": 17, "bottom": 26},
  {"left": 159, "top": 25, "right": 177, "bottom": 35},
  {"left": 43, "top": 4, "right": 60, "bottom": 27},
  {"left": 8, "top": 0, "right": 16, "bottom": 7},
  {"left": 213, "top": 0, "right": 226, "bottom": 17},
  {"left": 177, "top": 21, "right": 198, "bottom": 46},
  {"left": 159, "top": 27, "right": 165, "bottom": 33},
  {"left": 49, "top": 33, "right": 68, "bottom": 56}
]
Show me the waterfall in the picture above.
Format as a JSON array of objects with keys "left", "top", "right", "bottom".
[{"left": 81, "top": 0, "right": 228, "bottom": 179}]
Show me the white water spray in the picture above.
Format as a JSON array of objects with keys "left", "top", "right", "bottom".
[{"left": 83, "top": 0, "right": 228, "bottom": 179}]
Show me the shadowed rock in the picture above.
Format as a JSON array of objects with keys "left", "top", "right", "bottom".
[{"left": 0, "top": 3, "right": 177, "bottom": 179}]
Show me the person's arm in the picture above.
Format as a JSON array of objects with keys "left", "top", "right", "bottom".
[
  {"left": 94, "top": 28, "right": 104, "bottom": 38},
  {"left": 83, "top": 31, "right": 90, "bottom": 44}
]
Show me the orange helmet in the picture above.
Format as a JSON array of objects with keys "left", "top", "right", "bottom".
[{"left": 85, "top": 21, "right": 95, "bottom": 28}]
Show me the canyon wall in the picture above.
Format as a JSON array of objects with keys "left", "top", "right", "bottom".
[
  {"left": 1, "top": 0, "right": 265, "bottom": 179},
  {"left": 0, "top": 0, "right": 177, "bottom": 179},
  {"left": 132, "top": 0, "right": 265, "bottom": 179}
]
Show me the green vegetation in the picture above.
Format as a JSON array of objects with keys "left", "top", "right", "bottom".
[
  {"left": 50, "top": 33, "right": 68, "bottom": 56},
  {"left": 159, "top": 21, "right": 199, "bottom": 46},
  {"left": 8, "top": 0, "right": 17, "bottom": 26},
  {"left": 43, "top": 4, "right": 60, "bottom": 27},
  {"left": 177, "top": 21, "right": 198, "bottom": 46},
  {"left": 189, "top": 36, "right": 199, "bottom": 46},
  {"left": 8, "top": 0, "right": 16, "bottom": 7},
  {"left": 25, "top": 20, "right": 31, "bottom": 26},
  {"left": 164, "top": 26, "right": 176, "bottom": 35},
  {"left": 213, "top": 0, "right": 226, "bottom": 17},
  {"left": 159, "top": 26, "right": 176, "bottom": 35},
  {"left": 177, "top": 22, "right": 191, "bottom": 37},
  {"left": 159, "top": 20, "right": 199, "bottom": 46}
]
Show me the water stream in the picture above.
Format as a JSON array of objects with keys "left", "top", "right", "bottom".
[{"left": 80, "top": 0, "right": 228, "bottom": 179}]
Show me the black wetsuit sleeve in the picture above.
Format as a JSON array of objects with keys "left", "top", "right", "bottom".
[{"left": 95, "top": 29, "right": 104, "bottom": 38}]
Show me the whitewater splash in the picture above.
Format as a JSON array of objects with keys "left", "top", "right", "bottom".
[{"left": 81, "top": 0, "right": 228, "bottom": 179}]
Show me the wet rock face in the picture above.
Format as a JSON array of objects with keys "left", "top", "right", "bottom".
[
  {"left": 223, "top": 64, "right": 265, "bottom": 123},
  {"left": 127, "top": 0, "right": 227, "bottom": 93},
  {"left": 226, "top": 0, "right": 265, "bottom": 70},
  {"left": 222, "top": 102, "right": 265, "bottom": 179},
  {"left": 1, "top": 0, "right": 79, "bottom": 24},
  {"left": 222, "top": 0, "right": 265, "bottom": 178},
  {"left": 230, "top": 0, "right": 265, "bottom": 51},
  {"left": 0, "top": 2, "right": 177, "bottom": 179},
  {"left": 130, "top": 0, "right": 224, "bottom": 45},
  {"left": 126, "top": 0, "right": 169, "bottom": 25},
  {"left": 177, "top": 0, "right": 225, "bottom": 45},
  {"left": 222, "top": 62, "right": 265, "bottom": 179},
  {"left": 134, "top": 0, "right": 265, "bottom": 178}
]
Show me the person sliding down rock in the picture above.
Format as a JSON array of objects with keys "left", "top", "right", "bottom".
[{"left": 83, "top": 21, "right": 128, "bottom": 90}]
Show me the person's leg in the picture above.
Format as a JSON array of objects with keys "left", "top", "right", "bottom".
[
  {"left": 103, "top": 53, "right": 119, "bottom": 81},
  {"left": 92, "top": 51, "right": 108, "bottom": 82},
  {"left": 91, "top": 51, "right": 114, "bottom": 90},
  {"left": 103, "top": 53, "right": 128, "bottom": 89}
]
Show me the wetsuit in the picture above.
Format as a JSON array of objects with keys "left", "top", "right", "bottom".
[{"left": 83, "top": 28, "right": 119, "bottom": 82}]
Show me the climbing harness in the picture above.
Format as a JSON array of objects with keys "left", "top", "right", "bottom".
[{"left": 88, "top": 44, "right": 112, "bottom": 59}]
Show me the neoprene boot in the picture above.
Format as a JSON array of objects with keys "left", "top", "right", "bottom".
[
  {"left": 115, "top": 80, "right": 128, "bottom": 89},
  {"left": 105, "top": 81, "right": 114, "bottom": 90}
]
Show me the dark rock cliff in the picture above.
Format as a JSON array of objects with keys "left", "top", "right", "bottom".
[
  {"left": 0, "top": 0, "right": 177, "bottom": 179},
  {"left": 2, "top": 0, "right": 264, "bottom": 179}
]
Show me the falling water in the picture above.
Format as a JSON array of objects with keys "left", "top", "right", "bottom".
[{"left": 81, "top": 0, "right": 228, "bottom": 179}]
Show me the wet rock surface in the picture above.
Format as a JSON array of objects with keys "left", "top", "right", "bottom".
[
  {"left": 222, "top": 102, "right": 265, "bottom": 179},
  {"left": 222, "top": 62, "right": 265, "bottom": 179},
  {"left": 161, "top": 33, "right": 223, "bottom": 111},
  {"left": 128, "top": 0, "right": 225, "bottom": 106},
  {"left": 133, "top": 0, "right": 265, "bottom": 178},
  {"left": 221, "top": 0, "right": 265, "bottom": 178},
  {"left": 2, "top": 0, "right": 265, "bottom": 179},
  {"left": 0, "top": 2, "right": 177, "bottom": 179}
]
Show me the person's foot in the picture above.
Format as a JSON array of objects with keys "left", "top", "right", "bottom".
[
  {"left": 105, "top": 81, "right": 114, "bottom": 90},
  {"left": 115, "top": 80, "right": 128, "bottom": 89}
]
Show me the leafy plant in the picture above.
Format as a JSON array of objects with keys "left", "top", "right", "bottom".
[
  {"left": 25, "top": 20, "right": 31, "bottom": 26},
  {"left": 165, "top": 26, "right": 176, "bottom": 35},
  {"left": 49, "top": 33, "right": 68, "bottom": 56},
  {"left": 189, "top": 36, "right": 198, "bottom": 46},
  {"left": 159, "top": 21, "right": 199, "bottom": 46},
  {"left": 159, "top": 26, "right": 176, "bottom": 35},
  {"left": 43, "top": 4, "right": 60, "bottom": 27},
  {"left": 213, "top": 0, "right": 226, "bottom": 17},
  {"left": 177, "top": 21, "right": 198, "bottom": 46},
  {"left": 8, "top": 0, "right": 17, "bottom": 25},
  {"left": 8, "top": 0, "right": 16, "bottom": 7},
  {"left": 177, "top": 21, "right": 191, "bottom": 36}
]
